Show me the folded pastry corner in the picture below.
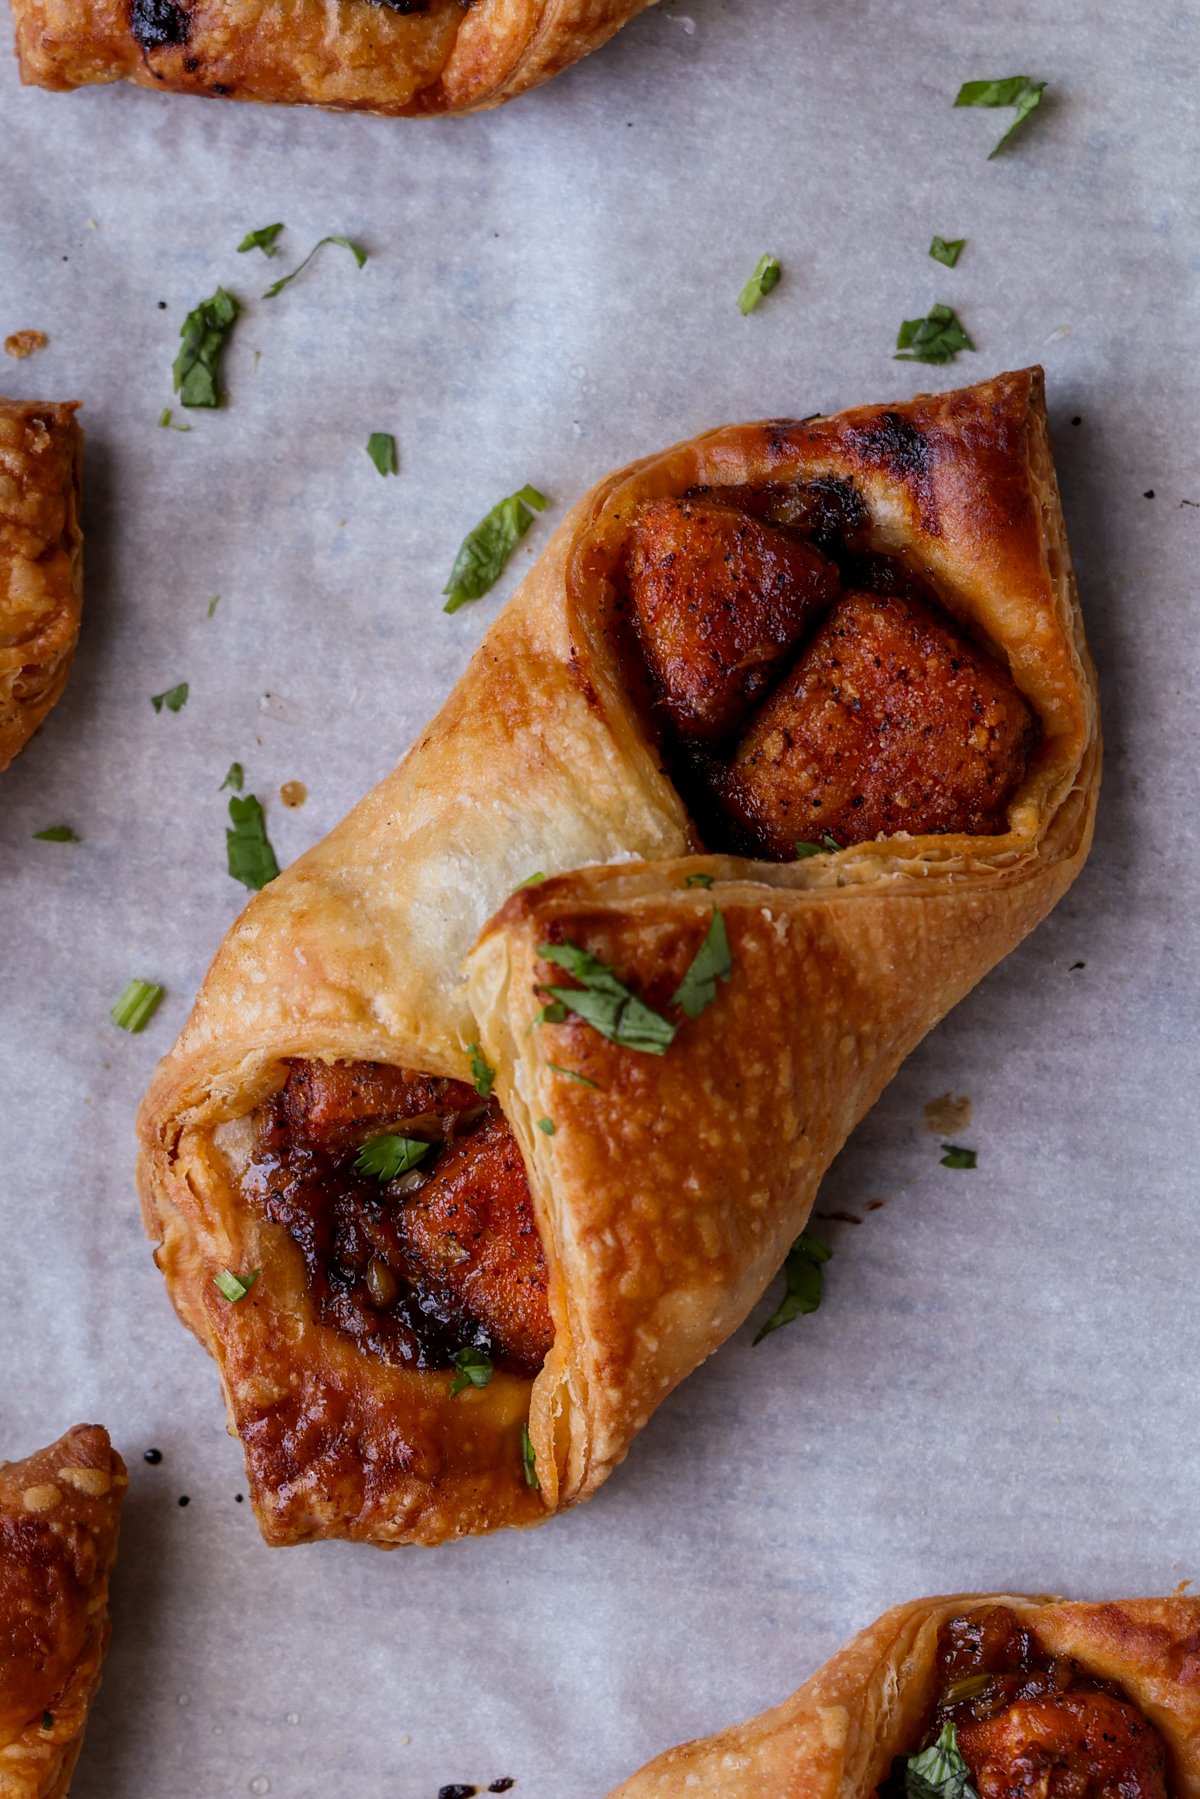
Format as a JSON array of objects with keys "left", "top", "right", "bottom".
[
  {"left": 607, "top": 1592, "right": 1200, "bottom": 1798},
  {"left": 0, "top": 1424, "right": 127, "bottom": 1799},
  {"left": 12, "top": 0, "right": 656, "bottom": 116},
  {"left": 0, "top": 399, "right": 84, "bottom": 775},
  {"left": 137, "top": 367, "right": 1099, "bottom": 1546}
]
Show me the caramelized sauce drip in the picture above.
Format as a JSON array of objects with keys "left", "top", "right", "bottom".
[{"left": 242, "top": 1060, "right": 552, "bottom": 1376}]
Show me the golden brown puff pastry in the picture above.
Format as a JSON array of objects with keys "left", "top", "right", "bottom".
[
  {"left": 0, "top": 401, "right": 83, "bottom": 775},
  {"left": 11, "top": 0, "right": 656, "bottom": 116},
  {"left": 607, "top": 1593, "right": 1200, "bottom": 1799},
  {"left": 136, "top": 368, "right": 1099, "bottom": 1548},
  {"left": 0, "top": 1426, "right": 127, "bottom": 1799}
]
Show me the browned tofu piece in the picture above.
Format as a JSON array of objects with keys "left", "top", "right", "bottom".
[
  {"left": 626, "top": 496, "right": 839, "bottom": 743},
  {"left": 719, "top": 588, "right": 1039, "bottom": 854},
  {"left": 398, "top": 1112, "right": 553, "bottom": 1374},
  {"left": 279, "top": 1059, "right": 477, "bottom": 1149}
]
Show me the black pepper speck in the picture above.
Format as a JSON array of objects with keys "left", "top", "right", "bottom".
[
  {"left": 438, "top": 1787, "right": 477, "bottom": 1799},
  {"left": 1143, "top": 489, "right": 1155, "bottom": 499},
  {"left": 177, "top": 1495, "right": 190, "bottom": 1507},
  {"left": 143, "top": 1447, "right": 163, "bottom": 1464},
  {"left": 489, "top": 1783, "right": 516, "bottom": 1794}
]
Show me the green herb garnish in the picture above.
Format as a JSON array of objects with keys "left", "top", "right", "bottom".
[
  {"left": 237, "top": 223, "right": 284, "bottom": 258},
  {"left": 365, "top": 432, "right": 398, "bottom": 477},
  {"left": 151, "top": 682, "right": 189, "bottom": 714},
  {"left": 354, "top": 1134, "right": 431, "bottom": 1181},
  {"left": 533, "top": 1001, "right": 568, "bottom": 1027},
  {"left": 795, "top": 834, "right": 841, "bottom": 858},
  {"left": 449, "top": 1346, "right": 494, "bottom": 1397},
  {"left": 226, "top": 794, "right": 280, "bottom": 891},
  {"left": 686, "top": 872, "right": 715, "bottom": 888},
  {"left": 738, "top": 253, "right": 782, "bottom": 315},
  {"left": 895, "top": 303, "right": 974, "bottom": 365},
  {"left": 443, "top": 486, "right": 548, "bottom": 613},
  {"left": 514, "top": 871, "right": 547, "bottom": 890},
  {"left": 263, "top": 236, "right": 366, "bottom": 299},
  {"left": 157, "top": 407, "right": 192, "bottom": 432},
  {"left": 940, "top": 1143, "right": 977, "bottom": 1169},
  {"left": 110, "top": 979, "right": 165, "bottom": 1033},
  {"left": 671, "top": 909, "right": 732, "bottom": 1020},
  {"left": 33, "top": 825, "right": 79, "bottom": 842},
  {"left": 537, "top": 1117, "right": 556, "bottom": 1135},
  {"left": 929, "top": 236, "right": 965, "bottom": 268},
  {"left": 220, "top": 762, "right": 244, "bottom": 792},
  {"left": 173, "top": 287, "right": 239, "bottom": 409},
  {"left": 546, "top": 1063, "right": 598, "bottom": 1089},
  {"left": 467, "top": 1042, "right": 496, "bottom": 1099},
  {"left": 206, "top": 594, "right": 220, "bottom": 618},
  {"left": 903, "top": 1723, "right": 980, "bottom": 1799},
  {"left": 214, "top": 1267, "right": 259, "bottom": 1303},
  {"left": 537, "top": 942, "right": 675, "bottom": 1056},
  {"left": 954, "top": 76, "right": 1046, "bottom": 157},
  {"left": 521, "top": 1423, "right": 540, "bottom": 1490},
  {"left": 753, "top": 1232, "right": 832, "bottom": 1344}
]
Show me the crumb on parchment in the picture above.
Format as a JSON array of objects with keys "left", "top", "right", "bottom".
[{"left": 5, "top": 330, "right": 48, "bottom": 359}]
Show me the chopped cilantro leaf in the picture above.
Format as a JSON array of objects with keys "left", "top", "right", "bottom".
[
  {"left": 954, "top": 76, "right": 1046, "bottom": 157},
  {"left": 895, "top": 303, "right": 974, "bottom": 365},
  {"left": 443, "top": 486, "right": 548, "bottom": 613},
  {"left": 354, "top": 1134, "right": 431, "bottom": 1181},
  {"left": 670, "top": 909, "right": 733, "bottom": 1020},
  {"left": 753, "top": 1232, "right": 832, "bottom": 1344},
  {"left": 449, "top": 1346, "right": 493, "bottom": 1397},
  {"left": 151, "top": 682, "right": 189, "bottom": 714},
  {"left": 940, "top": 1143, "right": 977, "bottom": 1169},
  {"left": 237, "top": 223, "right": 284, "bottom": 258},
  {"left": 537, "top": 941, "right": 675, "bottom": 1055},
  {"left": 173, "top": 287, "right": 239, "bottom": 408},
  {"left": 366, "top": 432, "right": 398, "bottom": 477},
  {"left": 226, "top": 794, "right": 280, "bottom": 891},
  {"left": 263, "top": 236, "right": 367, "bottom": 299}
]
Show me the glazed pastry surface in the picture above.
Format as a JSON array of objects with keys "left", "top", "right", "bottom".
[
  {"left": 0, "top": 1426, "right": 126, "bottom": 1799},
  {"left": 0, "top": 400, "right": 83, "bottom": 774},
  {"left": 608, "top": 1594, "right": 1200, "bottom": 1799},
  {"left": 137, "top": 369, "right": 1099, "bottom": 1546},
  {"left": 11, "top": 0, "right": 656, "bottom": 115}
]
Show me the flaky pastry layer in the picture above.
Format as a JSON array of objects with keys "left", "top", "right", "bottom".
[
  {"left": 0, "top": 400, "right": 83, "bottom": 774},
  {"left": 137, "top": 369, "right": 1100, "bottom": 1546},
  {"left": 0, "top": 1425, "right": 126, "bottom": 1799},
  {"left": 12, "top": 0, "right": 656, "bottom": 115},
  {"left": 608, "top": 1593, "right": 1200, "bottom": 1799}
]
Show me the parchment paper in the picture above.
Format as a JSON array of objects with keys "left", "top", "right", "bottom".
[{"left": 3, "top": 2, "right": 1199, "bottom": 1793}]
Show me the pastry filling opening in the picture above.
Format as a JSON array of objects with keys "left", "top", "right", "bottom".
[
  {"left": 614, "top": 483, "right": 1041, "bottom": 857},
  {"left": 241, "top": 1059, "right": 553, "bottom": 1377},
  {"left": 889, "top": 1605, "right": 1169, "bottom": 1799}
]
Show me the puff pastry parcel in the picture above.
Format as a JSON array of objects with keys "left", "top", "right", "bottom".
[
  {"left": 11, "top": 0, "right": 655, "bottom": 116},
  {"left": 0, "top": 401, "right": 83, "bottom": 774},
  {"left": 137, "top": 367, "right": 1099, "bottom": 1548},
  {"left": 609, "top": 1592, "right": 1200, "bottom": 1798},
  {"left": 0, "top": 1425, "right": 126, "bottom": 1799}
]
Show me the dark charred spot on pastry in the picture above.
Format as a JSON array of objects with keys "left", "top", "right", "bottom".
[
  {"left": 129, "top": 0, "right": 189, "bottom": 50},
  {"left": 366, "top": 0, "right": 431, "bottom": 11},
  {"left": 210, "top": 81, "right": 232, "bottom": 93},
  {"left": 615, "top": 479, "right": 1038, "bottom": 858},
  {"left": 242, "top": 1059, "right": 552, "bottom": 1377},
  {"left": 886, "top": 1606, "right": 1171, "bottom": 1799},
  {"left": 847, "top": 410, "right": 931, "bottom": 480},
  {"left": 182, "top": 52, "right": 198, "bottom": 68}
]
